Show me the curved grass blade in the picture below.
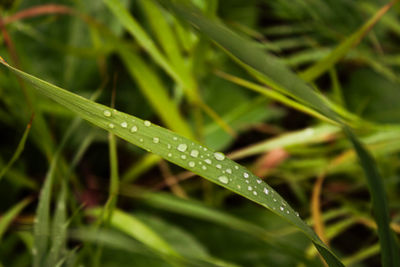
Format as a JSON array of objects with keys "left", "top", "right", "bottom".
[
  {"left": 0, "top": 115, "right": 33, "bottom": 182},
  {"left": 344, "top": 127, "right": 400, "bottom": 267},
  {"left": 0, "top": 198, "right": 31, "bottom": 241},
  {"left": 0, "top": 61, "right": 341, "bottom": 266},
  {"left": 156, "top": 0, "right": 339, "bottom": 123},
  {"left": 299, "top": 1, "right": 396, "bottom": 82},
  {"left": 88, "top": 208, "right": 181, "bottom": 266}
]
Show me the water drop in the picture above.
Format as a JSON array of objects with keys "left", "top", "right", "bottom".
[
  {"left": 168, "top": 153, "right": 172, "bottom": 157},
  {"left": 273, "top": 198, "right": 277, "bottom": 202},
  {"left": 248, "top": 186, "right": 253, "bottom": 191},
  {"left": 243, "top": 172, "right": 249, "bottom": 178},
  {"left": 216, "top": 164, "right": 222, "bottom": 169},
  {"left": 130, "top": 125, "right": 138, "bottom": 132},
  {"left": 139, "top": 138, "right": 144, "bottom": 142},
  {"left": 214, "top": 152, "right": 225, "bottom": 161},
  {"left": 296, "top": 212, "right": 300, "bottom": 217},
  {"left": 245, "top": 180, "right": 249, "bottom": 184},
  {"left": 181, "top": 155, "right": 187, "bottom": 159},
  {"left": 226, "top": 168, "right": 232, "bottom": 174},
  {"left": 121, "top": 122, "right": 128, "bottom": 128},
  {"left": 286, "top": 210, "right": 290, "bottom": 214},
  {"left": 234, "top": 166, "right": 239, "bottom": 170},
  {"left": 189, "top": 161, "right": 195, "bottom": 167},
  {"left": 280, "top": 206, "right": 284, "bottom": 211},
  {"left": 103, "top": 110, "right": 111, "bottom": 117},
  {"left": 177, "top": 144, "right": 187, "bottom": 152},
  {"left": 253, "top": 191, "right": 257, "bottom": 196},
  {"left": 237, "top": 185, "right": 241, "bottom": 189},
  {"left": 108, "top": 123, "right": 115, "bottom": 129},
  {"left": 190, "top": 150, "right": 199, "bottom": 157},
  {"left": 173, "top": 137, "right": 178, "bottom": 141},
  {"left": 218, "top": 176, "right": 229, "bottom": 184},
  {"left": 202, "top": 166, "right": 207, "bottom": 170},
  {"left": 167, "top": 144, "right": 171, "bottom": 149},
  {"left": 204, "top": 159, "right": 212, "bottom": 164},
  {"left": 263, "top": 188, "right": 269, "bottom": 195},
  {"left": 256, "top": 179, "right": 262, "bottom": 184},
  {"left": 144, "top": 120, "right": 151, "bottom": 127},
  {"left": 153, "top": 137, "right": 159, "bottom": 143}
]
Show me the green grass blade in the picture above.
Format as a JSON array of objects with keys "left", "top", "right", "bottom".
[
  {"left": 300, "top": 1, "right": 395, "bottom": 82},
  {"left": 157, "top": 0, "right": 339, "bottom": 123},
  {"left": 103, "top": 0, "right": 183, "bottom": 89},
  {"left": 139, "top": 0, "right": 184, "bottom": 69},
  {"left": 230, "top": 124, "right": 340, "bottom": 160},
  {"left": 0, "top": 198, "right": 31, "bottom": 241},
  {"left": 344, "top": 127, "right": 400, "bottom": 267},
  {"left": 46, "top": 181, "right": 67, "bottom": 266},
  {"left": 32, "top": 152, "right": 58, "bottom": 267},
  {"left": 88, "top": 208, "right": 180, "bottom": 258},
  {"left": 0, "top": 60, "right": 341, "bottom": 266},
  {"left": 119, "top": 49, "right": 194, "bottom": 138},
  {"left": 0, "top": 116, "right": 32, "bottom": 182}
]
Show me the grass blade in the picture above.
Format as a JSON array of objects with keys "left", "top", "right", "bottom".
[
  {"left": 0, "top": 59, "right": 340, "bottom": 266},
  {"left": 344, "top": 127, "right": 400, "bottom": 267},
  {"left": 88, "top": 208, "right": 180, "bottom": 258},
  {"left": 0, "top": 198, "right": 31, "bottom": 241},
  {"left": 119, "top": 49, "right": 194, "bottom": 138},
  {"left": 0, "top": 115, "right": 33, "bottom": 182},
  {"left": 300, "top": 1, "right": 396, "bottom": 82},
  {"left": 157, "top": 0, "right": 339, "bottom": 122}
]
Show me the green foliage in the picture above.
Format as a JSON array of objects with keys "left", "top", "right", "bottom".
[{"left": 0, "top": 0, "right": 399, "bottom": 266}]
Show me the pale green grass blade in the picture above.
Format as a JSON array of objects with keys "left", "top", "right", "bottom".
[
  {"left": 344, "top": 127, "right": 400, "bottom": 267},
  {"left": 230, "top": 124, "right": 340, "bottom": 160},
  {"left": 158, "top": 0, "right": 339, "bottom": 122},
  {"left": 46, "top": 181, "right": 67, "bottom": 266},
  {"left": 139, "top": 0, "right": 184, "bottom": 69},
  {"left": 0, "top": 116, "right": 32, "bottom": 182},
  {"left": 0, "top": 198, "right": 31, "bottom": 241},
  {"left": 216, "top": 71, "right": 336, "bottom": 124},
  {"left": 103, "top": 0, "right": 183, "bottom": 89},
  {"left": 107, "top": 132, "right": 119, "bottom": 210},
  {"left": 88, "top": 208, "right": 180, "bottom": 258},
  {"left": 122, "top": 154, "right": 161, "bottom": 183},
  {"left": 0, "top": 61, "right": 339, "bottom": 266},
  {"left": 342, "top": 243, "right": 379, "bottom": 266},
  {"left": 32, "top": 152, "right": 58, "bottom": 267},
  {"left": 299, "top": 1, "right": 395, "bottom": 82},
  {"left": 139, "top": 191, "right": 317, "bottom": 266},
  {"left": 119, "top": 49, "right": 194, "bottom": 139}
]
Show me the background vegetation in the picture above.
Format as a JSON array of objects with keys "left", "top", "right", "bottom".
[{"left": 0, "top": 0, "right": 399, "bottom": 266}]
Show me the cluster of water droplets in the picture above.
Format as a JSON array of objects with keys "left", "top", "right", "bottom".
[{"left": 102, "top": 108, "right": 300, "bottom": 218}]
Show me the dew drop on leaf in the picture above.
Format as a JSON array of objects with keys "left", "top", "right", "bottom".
[
  {"left": 177, "top": 144, "right": 187, "bottom": 152},
  {"left": 214, "top": 152, "right": 225, "bottom": 161},
  {"left": 103, "top": 110, "right": 111, "bottom": 117},
  {"left": 218, "top": 175, "right": 229, "bottom": 184}
]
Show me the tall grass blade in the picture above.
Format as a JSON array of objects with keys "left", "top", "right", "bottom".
[
  {"left": 1, "top": 60, "right": 340, "bottom": 266},
  {"left": 0, "top": 115, "right": 32, "bottom": 182},
  {"left": 0, "top": 198, "right": 31, "bottom": 241},
  {"left": 344, "top": 127, "right": 400, "bottom": 267},
  {"left": 88, "top": 208, "right": 180, "bottom": 258},
  {"left": 157, "top": 0, "right": 339, "bottom": 122},
  {"left": 300, "top": 1, "right": 395, "bottom": 82}
]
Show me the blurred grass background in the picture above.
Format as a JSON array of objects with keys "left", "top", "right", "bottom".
[{"left": 0, "top": 0, "right": 400, "bottom": 266}]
